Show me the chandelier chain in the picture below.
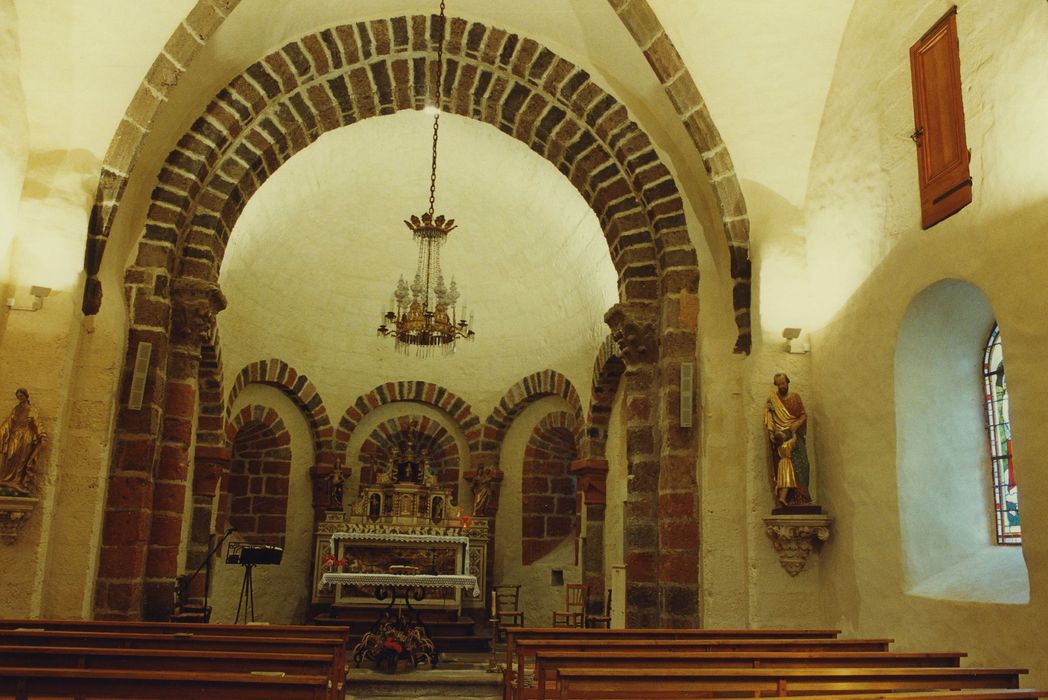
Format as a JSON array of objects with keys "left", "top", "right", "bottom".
[
  {"left": 378, "top": 0, "right": 474, "bottom": 355},
  {"left": 428, "top": 0, "right": 447, "bottom": 216}
]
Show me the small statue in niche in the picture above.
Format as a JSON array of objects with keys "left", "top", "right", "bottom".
[
  {"left": 421, "top": 448, "right": 438, "bottom": 487},
  {"left": 375, "top": 450, "right": 395, "bottom": 485},
  {"left": 327, "top": 458, "right": 346, "bottom": 510},
  {"left": 0, "top": 388, "right": 47, "bottom": 497},
  {"left": 764, "top": 373, "right": 813, "bottom": 508},
  {"left": 469, "top": 461, "right": 495, "bottom": 516}
]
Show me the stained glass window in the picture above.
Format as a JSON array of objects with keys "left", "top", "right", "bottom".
[{"left": 983, "top": 324, "right": 1020, "bottom": 544}]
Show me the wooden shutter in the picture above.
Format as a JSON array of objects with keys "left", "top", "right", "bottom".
[{"left": 910, "top": 7, "right": 972, "bottom": 229}]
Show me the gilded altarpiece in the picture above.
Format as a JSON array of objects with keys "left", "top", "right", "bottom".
[{"left": 314, "top": 442, "right": 488, "bottom": 612}]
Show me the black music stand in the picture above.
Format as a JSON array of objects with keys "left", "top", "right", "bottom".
[{"left": 226, "top": 543, "right": 283, "bottom": 623}]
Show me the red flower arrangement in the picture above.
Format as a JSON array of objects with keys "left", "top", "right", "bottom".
[{"left": 321, "top": 553, "right": 349, "bottom": 570}]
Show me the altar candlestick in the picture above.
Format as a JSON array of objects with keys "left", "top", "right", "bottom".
[{"left": 491, "top": 590, "right": 497, "bottom": 618}]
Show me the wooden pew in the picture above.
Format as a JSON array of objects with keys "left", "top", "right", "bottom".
[
  {"left": 0, "top": 629, "right": 346, "bottom": 698},
  {"left": 0, "top": 644, "right": 333, "bottom": 679},
  {"left": 501, "top": 627, "right": 842, "bottom": 700},
  {"left": 0, "top": 619, "right": 349, "bottom": 690},
  {"left": 506, "top": 635, "right": 893, "bottom": 700},
  {"left": 531, "top": 650, "right": 966, "bottom": 700},
  {"left": 0, "top": 666, "right": 330, "bottom": 699},
  {"left": 553, "top": 666, "right": 1026, "bottom": 699},
  {"left": 0, "top": 618, "right": 349, "bottom": 642},
  {"left": 784, "top": 692, "right": 1046, "bottom": 700}
]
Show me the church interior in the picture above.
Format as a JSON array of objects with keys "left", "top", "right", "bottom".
[{"left": 1, "top": 0, "right": 1046, "bottom": 694}]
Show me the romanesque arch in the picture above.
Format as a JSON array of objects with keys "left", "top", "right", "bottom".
[
  {"left": 83, "top": 4, "right": 749, "bottom": 352},
  {"left": 522, "top": 410, "right": 581, "bottom": 565},
  {"left": 585, "top": 335, "right": 626, "bottom": 459},
  {"left": 226, "top": 359, "right": 333, "bottom": 461},
  {"left": 335, "top": 381, "right": 481, "bottom": 456},
  {"left": 96, "top": 15, "right": 701, "bottom": 623},
  {"left": 481, "top": 369, "right": 583, "bottom": 461},
  {"left": 356, "top": 413, "right": 462, "bottom": 498},
  {"left": 223, "top": 404, "right": 294, "bottom": 544}
]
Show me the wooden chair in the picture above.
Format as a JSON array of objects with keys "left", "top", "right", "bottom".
[
  {"left": 586, "top": 588, "right": 612, "bottom": 628},
  {"left": 493, "top": 584, "right": 524, "bottom": 641},
  {"left": 551, "top": 583, "right": 585, "bottom": 627}
]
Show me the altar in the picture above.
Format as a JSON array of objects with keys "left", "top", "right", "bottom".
[
  {"left": 320, "top": 529, "right": 479, "bottom": 608},
  {"left": 312, "top": 441, "right": 489, "bottom": 615},
  {"left": 313, "top": 439, "right": 490, "bottom": 669}
]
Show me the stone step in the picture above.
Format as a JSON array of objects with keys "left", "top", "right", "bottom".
[{"left": 346, "top": 654, "right": 501, "bottom": 699}]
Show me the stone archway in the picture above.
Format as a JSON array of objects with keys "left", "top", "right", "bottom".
[
  {"left": 336, "top": 381, "right": 481, "bottom": 458},
  {"left": 226, "top": 359, "right": 333, "bottom": 462},
  {"left": 97, "top": 16, "right": 700, "bottom": 623},
  {"left": 83, "top": 2, "right": 751, "bottom": 353}
]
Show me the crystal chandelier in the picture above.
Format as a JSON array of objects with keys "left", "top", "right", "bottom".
[{"left": 377, "top": 0, "right": 474, "bottom": 356}]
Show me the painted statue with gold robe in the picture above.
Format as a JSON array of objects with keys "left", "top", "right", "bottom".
[
  {"left": 0, "top": 388, "right": 47, "bottom": 496},
  {"left": 764, "top": 373, "right": 812, "bottom": 507}
]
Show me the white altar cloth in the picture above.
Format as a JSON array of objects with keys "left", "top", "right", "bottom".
[
  {"left": 323, "top": 530, "right": 479, "bottom": 597},
  {"left": 320, "top": 572, "right": 480, "bottom": 596}
]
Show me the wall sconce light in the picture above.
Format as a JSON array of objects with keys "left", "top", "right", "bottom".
[
  {"left": 782, "top": 327, "right": 809, "bottom": 354},
  {"left": 7, "top": 286, "right": 53, "bottom": 312}
]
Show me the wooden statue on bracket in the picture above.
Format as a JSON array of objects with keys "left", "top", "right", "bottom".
[
  {"left": 0, "top": 389, "right": 46, "bottom": 497},
  {"left": 470, "top": 461, "right": 494, "bottom": 516},
  {"left": 764, "top": 373, "right": 818, "bottom": 512}
]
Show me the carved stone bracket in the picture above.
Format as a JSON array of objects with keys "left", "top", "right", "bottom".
[
  {"left": 604, "top": 302, "right": 659, "bottom": 367},
  {"left": 0, "top": 496, "right": 39, "bottom": 544},
  {"left": 763, "top": 514, "right": 832, "bottom": 576}
]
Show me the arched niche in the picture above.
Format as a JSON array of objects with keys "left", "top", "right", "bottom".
[{"left": 895, "top": 278, "right": 1028, "bottom": 603}]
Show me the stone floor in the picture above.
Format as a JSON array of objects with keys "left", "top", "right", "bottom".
[{"left": 345, "top": 651, "right": 502, "bottom": 699}]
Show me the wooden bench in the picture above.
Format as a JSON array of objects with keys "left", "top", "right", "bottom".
[
  {"left": 0, "top": 629, "right": 346, "bottom": 698},
  {"left": 0, "top": 644, "right": 334, "bottom": 678},
  {"left": 553, "top": 666, "right": 1026, "bottom": 699},
  {"left": 506, "top": 635, "right": 893, "bottom": 700},
  {"left": 783, "top": 692, "right": 1046, "bottom": 700},
  {"left": 0, "top": 666, "right": 330, "bottom": 699},
  {"left": 530, "top": 650, "right": 966, "bottom": 700},
  {"left": 0, "top": 618, "right": 349, "bottom": 643},
  {"left": 0, "top": 619, "right": 349, "bottom": 688}
]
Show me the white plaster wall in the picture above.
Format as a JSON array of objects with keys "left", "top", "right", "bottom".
[
  {"left": 494, "top": 395, "right": 580, "bottom": 627},
  {"left": 805, "top": 0, "right": 1048, "bottom": 686},
  {"left": 209, "top": 384, "right": 316, "bottom": 624},
  {"left": 0, "top": 0, "right": 27, "bottom": 285},
  {"left": 0, "top": 0, "right": 168, "bottom": 620}
]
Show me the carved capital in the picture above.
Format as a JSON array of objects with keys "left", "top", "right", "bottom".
[
  {"left": 763, "top": 514, "right": 832, "bottom": 576},
  {"left": 171, "top": 280, "right": 226, "bottom": 347},
  {"left": 604, "top": 302, "right": 659, "bottom": 366},
  {"left": 0, "top": 496, "right": 38, "bottom": 544},
  {"left": 571, "top": 457, "right": 609, "bottom": 506}
]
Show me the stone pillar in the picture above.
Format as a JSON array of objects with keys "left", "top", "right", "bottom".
[
  {"left": 143, "top": 279, "right": 226, "bottom": 621},
  {"left": 182, "top": 448, "right": 229, "bottom": 600},
  {"left": 656, "top": 290, "right": 700, "bottom": 627},
  {"left": 95, "top": 286, "right": 173, "bottom": 618},
  {"left": 605, "top": 302, "right": 661, "bottom": 627},
  {"left": 572, "top": 457, "right": 609, "bottom": 619}
]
